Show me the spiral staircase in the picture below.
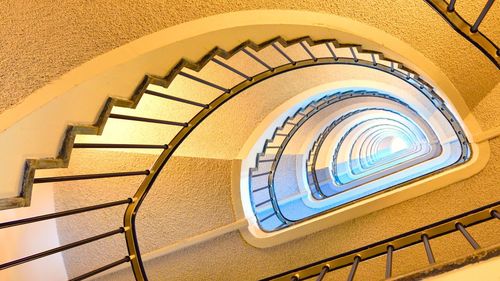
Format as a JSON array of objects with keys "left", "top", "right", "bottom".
[{"left": 0, "top": 1, "right": 499, "bottom": 281}]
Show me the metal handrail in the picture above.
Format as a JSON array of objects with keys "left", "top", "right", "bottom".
[
  {"left": 424, "top": 0, "right": 499, "bottom": 68},
  {"left": 261, "top": 202, "right": 500, "bottom": 281}
]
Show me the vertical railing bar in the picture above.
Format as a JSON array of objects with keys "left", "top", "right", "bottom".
[
  {"left": 347, "top": 256, "right": 361, "bottom": 281},
  {"left": 212, "top": 58, "right": 252, "bottom": 81},
  {"left": 0, "top": 198, "right": 132, "bottom": 229},
  {"left": 422, "top": 234, "right": 436, "bottom": 264},
  {"left": 370, "top": 53, "right": 377, "bottom": 66},
  {"left": 242, "top": 49, "right": 273, "bottom": 70},
  {"left": 178, "top": 71, "right": 229, "bottom": 92},
  {"left": 109, "top": 113, "right": 188, "bottom": 127},
  {"left": 272, "top": 43, "right": 295, "bottom": 64},
  {"left": 470, "top": 0, "right": 495, "bottom": 33},
  {"left": 259, "top": 212, "right": 276, "bottom": 223},
  {"left": 33, "top": 170, "right": 150, "bottom": 184},
  {"left": 349, "top": 47, "right": 359, "bottom": 62},
  {"left": 144, "top": 89, "right": 209, "bottom": 108},
  {"left": 447, "top": 0, "right": 456, "bottom": 12},
  {"left": 316, "top": 266, "right": 329, "bottom": 281},
  {"left": 0, "top": 228, "right": 124, "bottom": 270},
  {"left": 300, "top": 41, "right": 317, "bottom": 61},
  {"left": 325, "top": 43, "right": 338, "bottom": 60},
  {"left": 69, "top": 256, "right": 131, "bottom": 281},
  {"left": 255, "top": 199, "right": 272, "bottom": 208},
  {"left": 251, "top": 171, "right": 272, "bottom": 177},
  {"left": 456, "top": 223, "right": 481, "bottom": 250},
  {"left": 492, "top": 210, "right": 500, "bottom": 219},
  {"left": 74, "top": 143, "right": 168, "bottom": 149},
  {"left": 253, "top": 185, "right": 270, "bottom": 193},
  {"left": 385, "top": 245, "right": 394, "bottom": 279}
]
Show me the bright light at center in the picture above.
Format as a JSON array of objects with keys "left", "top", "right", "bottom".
[{"left": 389, "top": 137, "right": 410, "bottom": 153}]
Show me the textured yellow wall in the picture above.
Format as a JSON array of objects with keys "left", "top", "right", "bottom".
[{"left": 0, "top": 1, "right": 498, "bottom": 113}]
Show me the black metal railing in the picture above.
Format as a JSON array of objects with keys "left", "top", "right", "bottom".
[
  {"left": 0, "top": 198, "right": 134, "bottom": 279},
  {"left": 261, "top": 201, "right": 500, "bottom": 281}
]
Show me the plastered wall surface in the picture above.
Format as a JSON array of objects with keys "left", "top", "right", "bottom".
[
  {"left": 0, "top": 0, "right": 499, "bottom": 114},
  {"left": 471, "top": 82, "right": 500, "bottom": 131}
]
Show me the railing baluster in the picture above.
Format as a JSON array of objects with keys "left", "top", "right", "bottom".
[
  {"left": 212, "top": 58, "right": 252, "bottom": 81},
  {"left": 272, "top": 43, "right": 295, "bottom": 65},
  {"left": 447, "top": 0, "right": 456, "bottom": 12},
  {"left": 242, "top": 49, "right": 273, "bottom": 71},
  {"left": 422, "top": 234, "right": 436, "bottom": 264},
  {"left": 0, "top": 199, "right": 132, "bottom": 229},
  {"left": 255, "top": 199, "right": 272, "bottom": 208},
  {"left": 456, "top": 223, "right": 480, "bottom": 250},
  {"left": 0, "top": 228, "right": 124, "bottom": 270},
  {"left": 69, "top": 256, "right": 131, "bottom": 281},
  {"left": 325, "top": 43, "right": 338, "bottom": 61},
  {"left": 316, "top": 266, "right": 329, "bottom": 281},
  {"left": 34, "top": 170, "right": 150, "bottom": 184},
  {"left": 291, "top": 276, "right": 299, "bottom": 281},
  {"left": 347, "top": 256, "right": 361, "bottom": 281},
  {"left": 251, "top": 171, "right": 272, "bottom": 178},
  {"left": 300, "top": 42, "right": 317, "bottom": 61},
  {"left": 109, "top": 113, "right": 188, "bottom": 127},
  {"left": 178, "top": 71, "right": 229, "bottom": 92},
  {"left": 385, "top": 245, "right": 394, "bottom": 279},
  {"left": 492, "top": 210, "right": 500, "bottom": 219},
  {"left": 259, "top": 213, "right": 276, "bottom": 223},
  {"left": 144, "top": 89, "right": 209, "bottom": 108},
  {"left": 253, "top": 186, "right": 270, "bottom": 192},
  {"left": 74, "top": 143, "right": 168, "bottom": 149},
  {"left": 470, "top": 0, "right": 495, "bottom": 33},
  {"left": 349, "top": 47, "right": 359, "bottom": 62},
  {"left": 370, "top": 53, "right": 377, "bottom": 66}
]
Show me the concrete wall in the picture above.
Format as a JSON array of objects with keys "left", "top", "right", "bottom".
[
  {"left": 0, "top": 185, "right": 67, "bottom": 280},
  {"left": 0, "top": 1, "right": 498, "bottom": 114}
]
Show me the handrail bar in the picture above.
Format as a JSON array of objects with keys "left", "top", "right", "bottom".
[
  {"left": 34, "top": 170, "right": 150, "bottom": 184},
  {"left": 0, "top": 198, "right": 132, "bottom": 230},
  {"left": 69, "top": 256, "right": 131, "bottom": 281},
  {"left": 0, "top": 228, "right": 124, "bottom": 271}
]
